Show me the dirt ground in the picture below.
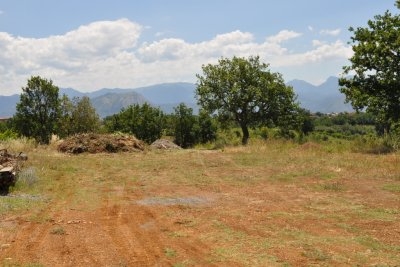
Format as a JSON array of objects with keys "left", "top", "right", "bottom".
[{"left": 0, "top": 143, "right": 400, "bottom": 266}]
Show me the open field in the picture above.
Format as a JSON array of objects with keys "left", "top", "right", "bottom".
[{"left": 1, "top": 140, "right": 400, "bottom": 266}]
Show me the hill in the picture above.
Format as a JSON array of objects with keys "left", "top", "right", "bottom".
[
  {"left": 288, "top": 76, "right": 353, "bottom": 113},
  {"left": 0, "top": 78, "right": 352, "bottom": 117},
  {"left": 0, "top": 94, "right": 19, "bottom": 117},
  {"left": 90, "top": 92, "right": 148, "bottom": 118}
]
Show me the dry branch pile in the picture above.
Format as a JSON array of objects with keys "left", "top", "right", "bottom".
[
  {"left": 57, "top": 133, "right": 145, "bottom": 154},
  {"left": 0, "top": 149, "right": 27, "bottom": 193}
]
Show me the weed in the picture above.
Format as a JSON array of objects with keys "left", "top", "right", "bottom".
[
  {"left": 322, "top": 181, "right": 344, "bottom": 191},
  {"left": 164, "top": 247, "right": 177, "bottom": 258},
  {"left": 15, "top": 167, "right": 38, "bottom": 189},
  {"left": 50, "top": 226, "right": 66, "bottom": 235},
  {"left": 302, "top": 246, "right": 331, "bottom": 261}
]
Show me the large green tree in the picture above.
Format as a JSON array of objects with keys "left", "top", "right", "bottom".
[
  {"left": 339, "top": 11, "right": 400, "bottom": 134},
  {"left": 14, "top": 76, "right": 60, "bottom": 144},
  {"left": 196, "top": 56, "right": 298, "bottom": 145}
]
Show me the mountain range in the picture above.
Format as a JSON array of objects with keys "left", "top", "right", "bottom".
[{"left": 0, "top": 77, "right": 352, "bottom": 118}]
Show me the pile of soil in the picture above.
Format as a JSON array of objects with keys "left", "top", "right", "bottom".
[
  {"left": 57, "top": 133, "right": 145, "bottom": 154},
  {"left": 150, "top": 139, "right": 181, "bottom": 150}
]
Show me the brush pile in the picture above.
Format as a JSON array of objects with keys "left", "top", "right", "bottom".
[
  {"left": 0, "top": 149, "right": 27, "bottom": 193},
  {"left": 57, "top": 133, "right": 145, "bottom": 154}
]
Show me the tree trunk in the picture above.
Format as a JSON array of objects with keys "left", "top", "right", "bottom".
[{"left": 240, "top": 124, "right": 249, "bottom": 145}]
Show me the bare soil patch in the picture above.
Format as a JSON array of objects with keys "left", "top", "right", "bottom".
[{"left": 1, "top": 142, "right": 400, "bottom": 266}]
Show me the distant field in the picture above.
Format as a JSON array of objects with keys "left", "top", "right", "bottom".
[{"left": 1, "top": 140, "right": 399, "bottom": 266}]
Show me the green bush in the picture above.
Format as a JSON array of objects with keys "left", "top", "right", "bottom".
[{"left": 0, "top": 129, "right": 19, "bottom": 140}]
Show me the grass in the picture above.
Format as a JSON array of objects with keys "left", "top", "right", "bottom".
[
  {"left": 164, "top": 247, "right": 177, "bottom": 258},
  {"left": 382, "top": 183, "right": 400, "bottom": 193},
  {"left": 1, "top": 138, "right": 400, "bottom": 266},
  {"left": 50, "top": 226, "right": 66, "bottom": 235}
]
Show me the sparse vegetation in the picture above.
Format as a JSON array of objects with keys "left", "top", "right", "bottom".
[{"left": 0, "top": 138, "right": 399, "bottom": 266}]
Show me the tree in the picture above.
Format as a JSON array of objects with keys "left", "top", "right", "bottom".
[
  {"left": 55, "top": 96, "right": 100, "bottom": 137},
  {"left": 173, "top": 103, "right": 198, "bottom": 148},
  {"left": 197, "top": 109, "right": 218, "bottom": 144},
  {"left": 339, "top": 11, "right": 400, "bottom": 134},
  {"left": 104, "top": 103, "right": 164, "bottom": 144},
  {"left": 70, "top": 96, "right": 101, "bottom": 134},
  {"left": 14, "top": 76, "right": 60, "bottom": 144},
  {"left": 196, "top": 56, "right": 299, "bottom": 145},
  {"left": 56, "top": 94, "right": 74, "bottom": 138}
]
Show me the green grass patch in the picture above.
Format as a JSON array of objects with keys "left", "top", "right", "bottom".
[
  {"left": 382, "top": 183, "right": 400, "bottom": 193},
  {"left": 164, "top": 247, "right": 177, "bottom": 258},
  {"left": 50, "top": 226, "right": 66, "bottom": 235}
]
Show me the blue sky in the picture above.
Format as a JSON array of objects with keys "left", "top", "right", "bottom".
[{"left": 0, "top": 0, "right": 398, "bottom": 95}]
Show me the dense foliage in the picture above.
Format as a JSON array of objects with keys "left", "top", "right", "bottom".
[
  {"left": 104, "top": 103, "right": 164, "bottom": 144},
  {"left": 57, "top": 96, "right": 101, "bottom": 138},
  {"left": 13, "top": 76, "right": 60, "bottom": 144},
  {"left": 339, "top": 11, "right": 400, "bottom": 134},
  {"left": 196, "top": 56, "right": 299, "bottom": 145}
]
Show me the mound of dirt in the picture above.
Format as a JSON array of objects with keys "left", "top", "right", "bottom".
[
  {"left": 57, "top": 133, "right": 145, "bottom": 154},
  {"left": 150, "top": 139, "right": 181, "bottom": 150}
]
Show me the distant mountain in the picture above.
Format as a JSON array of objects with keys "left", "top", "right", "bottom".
[
  {"left": 91, "top": 92, "right": 148, "bottom": 118},
  {"left": 288, "top": 76, "right": 353, "bottom": 113},
  {"left": 133, "top": 82, "right": 196, "bottom": 104},
  {"left": 59, "top": 88, "right": 86, "bottom": 98},
  {"left": 0, "top": 78, "right": 352, "bottom": 118},
  {"left": 0, "top": 94, "right": 19, "bottom": 117}
]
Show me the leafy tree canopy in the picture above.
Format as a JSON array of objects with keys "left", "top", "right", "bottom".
[
  {"left": 339, "top": 11, "right": 400, "bottom": 133},
  {"left": 104, "top": 103, "right": 164, "bottom": 144},
  {"left": 196, "top": 56, "right": 299, "bottom": 144},
  {"left": 14, "top": 76, "right": 60, "bottom": 144}
]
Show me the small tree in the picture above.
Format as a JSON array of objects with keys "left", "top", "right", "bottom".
[
  {"left": 197, "top": 109, "right": 218, "bottom": 143},
  {"left": 56, "top": 94, "right": 74, "bottom": 138},
  {"left": 14, "top": 76, "right": 60, "bottom": 144},
  {"left": 173, "top": 103, "right": 198, "bottom": 148},
  {"left": 70, "top": 96, "right": 101, "bottom": 134},
  {"left": 105, "top": 103, "right": 164, "bottom": 144},
  {"left": 196, "top": 56, "right": 299, "bottom": 145},
  {"left": 56, "top": 96, "right": 100, "bottom": 137},
  {"left": 339, "top": 11, "right": 400, "bottom": 134}
]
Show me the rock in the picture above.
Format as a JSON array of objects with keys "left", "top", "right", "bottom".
[{"left": 150, "top": 139, "right": 181, "bottom": 150}]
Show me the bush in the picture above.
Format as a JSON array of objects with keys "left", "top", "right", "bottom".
[
  {"left": 104, "top": 103, "right": 164, "bottom": 144},
  {"left": 0, "top": 129, "right": 18, "bottom": 141}
]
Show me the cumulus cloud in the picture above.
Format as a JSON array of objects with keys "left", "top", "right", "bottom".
[
  {"left": 320, "top": 28, "right": 341, "bottom": 36},
  {"left": 266, "top": 30, "right": 302, "bottom": 43},
  {"left": 0, "top": 19, "right": 351, "bottom": 95}
]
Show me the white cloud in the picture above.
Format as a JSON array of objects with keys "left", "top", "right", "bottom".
[
  {"left": 312, "top": 40, "right": 326, "bottom": 47},
  {"left": 0, "top": 19, "right": 351, "bottom": 95},
  {"left": 320, "top": 28, "right": 341, "bottom": 36},
  {"left": 308, "top": 26, "right": 314, "bottom": 32},
  {"left": 266, "top": 30, "right": 302, "bottom": 43}
]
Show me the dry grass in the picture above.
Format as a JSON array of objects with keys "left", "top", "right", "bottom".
[{"left": 1, "top": 138, "right": 400, "bottom": 266}]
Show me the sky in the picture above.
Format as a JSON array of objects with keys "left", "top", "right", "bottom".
[{"left": 0, "top": 0, "right": 398, "bottom": 95}]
